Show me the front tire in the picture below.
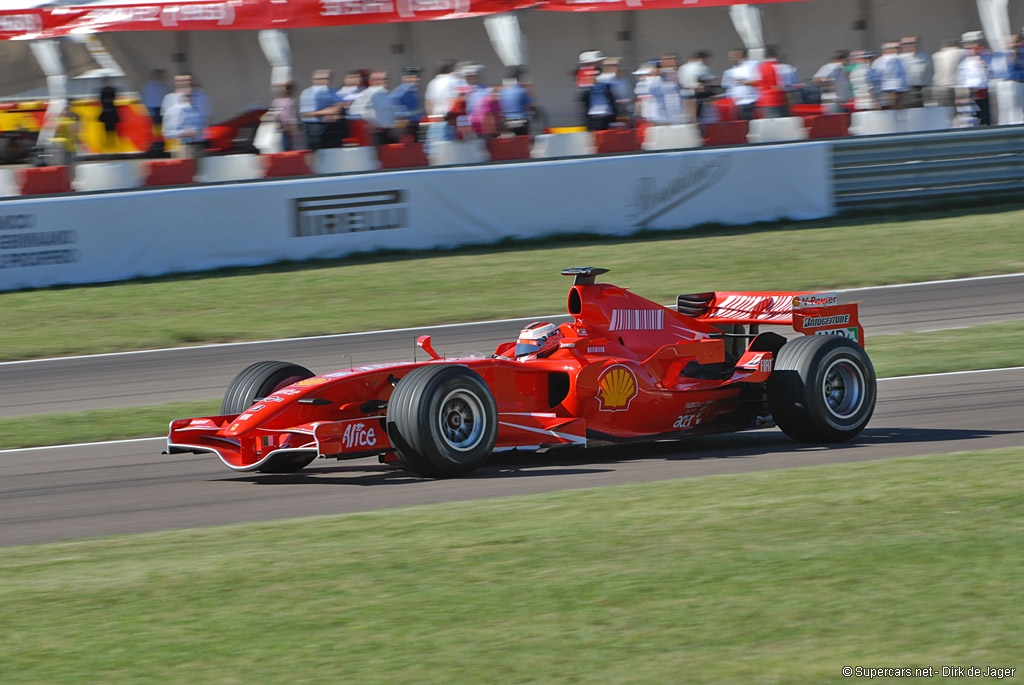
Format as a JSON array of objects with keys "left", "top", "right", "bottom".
[
  {"left": 222, "top": 361, "right": 316, "bottom": 473},
  {"left": 768, "top": 335, "right": 876, "bottom": 442},
  {"left": 386, "top": 365, "right": 498, "bottom": 477}
]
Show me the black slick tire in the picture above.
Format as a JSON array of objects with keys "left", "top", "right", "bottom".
[
  {"left": 768, "top": 335, "right": 876, "bottom": 442},
  {"left": 221, "top": 361, "right": 314, "bottom": 414},
  {"left": 386, "top": 365, "right": 498, "bottom": 478}
]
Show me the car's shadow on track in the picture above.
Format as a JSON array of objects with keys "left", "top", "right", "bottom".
[{"left": 220, "top": 426, "right": 1015, "bottom": 486}]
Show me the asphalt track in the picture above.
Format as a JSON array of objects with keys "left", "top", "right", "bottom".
[
  {"left": 2, "top": 274, "right": 1023, "bottom": 546},
  {"left": 3, "top": 368, "right": 1022, "bottom": 547},
  {"left": 3, "top": 274, "right": 1024, "bottom": 418}
]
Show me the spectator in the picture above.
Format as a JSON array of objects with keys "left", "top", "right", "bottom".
[
  {"left": 956, "top": 32, "right": 991, "bottom": 126},
  {"left": 470, "top": 83, "right": 503, "bottom": 139},
  {"left": 163, "top": 89, "right": 206, "bottom": 159},
  {"left": 814, "top": 50, "right": 851, "bottom": 113},
  {"left": 582, "top": 59, "right": 620, "bottom": 131},
  {"left": 390, "top": 66, "right": 424, "bottom": 141},
  {"left": 352, "top": 71, "right": 397, "bottom": 146},
  {"left": 1005, "top": 35, "right": 1024, "bottom": 125},
  {"left": 576, "top": 50, "right": 604, "bottom": 125},
  {"left": 337, "top": 70, "right": 365, "bottom": 117},
  {"left": 298, "top": 69, "right": 333, "bottom": 151},
  {"left": 988, "top": 35, "right": 1024, "bottom": 125},
  {"left": 499, "top": 66, "right": 535, "bottom": 136},
  {"left": 932, "top": 38, "right": 966, "bottom": 108},
  {"left": 161, "top": 73, "right": 210, "bottom": 126},
  {"left": 269, "top": 81, "right": 301, "bottom": 151},
  {"left": 658, "top": 52, "right": 688, "bottom": 124},
  {"left": 679, "top": 50, "right": 714, "bottom": 121},
  {"left": 311, "top": 71, "right": 347, "bottom": 148},
  {"left": 97, "top": 78, "right": 119, "bottom": 153},
  {"left": 425, "top": 60, "right": 458, "bottom": 118},
  {"left": 873, "top": 42, "right": 909, "bottom": 109},
  {"left": 755, "top": 46, "right": 789, "bottom": 118},
  {"left": 141, "top": 68, "right": 168, "bottom": 127},
  {"left": 633, "top": 62, "right": 667, "bottom": 125},
  {"left": 849, "top": 50, "right": 881, "bottom": 111},
  {"left": 898, "top": 36, "right": 931, "bottom": 107},
  {"left": 47, "top": 101, "right": 79, "bottom": 176},
  {"left": 721, "top": 48, "right": 759, "bottom": 121}
]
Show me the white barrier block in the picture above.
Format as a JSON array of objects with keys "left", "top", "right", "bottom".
[
  {"left": 849, "top": 110, "right": 898, "bottom": 136},
  {"left": 71, "top": 161, "right": 142, "bottom": 192},
  {"left": 428, "top": 139, "right": 488, "bottom": 166},
  {"left": 898, "top": 106, "right": 954, "bottom": 133},
  {"left": 0, "top": 168, "right": 17, "bottom": 197},
  {"left": 530, "top": 132, "right": 595, "bottom": 158},
  {"left": 747, "top": 117, "right": 809, "bottom": 144},
  {"left": 313, "top": 147, "right": 381, "bottom": 174},
  {"left": 641, "top": 124, "right": 704, "bottom": 151},
  {"left": 196, "top": 154, "right": 262, "bottom": 183}
]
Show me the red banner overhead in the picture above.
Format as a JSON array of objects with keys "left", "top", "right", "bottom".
[{"left": 541, "top": 0, "right": 820, "bottom": 11}]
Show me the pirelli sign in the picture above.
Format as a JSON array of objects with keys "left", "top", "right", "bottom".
[{"left": 293, "top": 190, "right": 407, "bottom": 237}]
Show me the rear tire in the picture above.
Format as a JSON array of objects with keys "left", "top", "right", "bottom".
[
  {"left": 386, "top": 365, "right": 498, "bottom": 478},
  {"left": 768, "top": 336, "right": 876, "bottom": 442}
]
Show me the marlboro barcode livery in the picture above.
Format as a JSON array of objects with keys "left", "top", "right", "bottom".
[{"left": 166, "top": 268, "right": 876, "bottom": 476}]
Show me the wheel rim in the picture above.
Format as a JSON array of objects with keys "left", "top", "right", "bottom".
[
  {"left": 821, "top": 358, "right": 865, "bottom": 420},
  {"left": 437, "top": 389, "right": 486, "bottom": 452}
]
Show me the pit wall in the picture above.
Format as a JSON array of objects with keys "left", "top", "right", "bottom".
[{"left": 0, "top": 142, "right": 832, "bottom": 291}]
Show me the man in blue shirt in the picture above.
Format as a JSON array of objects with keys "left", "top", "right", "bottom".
[
  {"left": 390, "top": 66, "right": 424, "bottom": 142},
  {"left": 498, "top": 66, "right": 534, "bottom": 136}
]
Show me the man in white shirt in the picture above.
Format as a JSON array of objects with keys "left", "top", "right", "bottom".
[
  {"left": 932, "top": 39, "right": 966, "bottom": 108},
  {"left": 162, "top": 90, "right": 205, "bottom": 159},
  {"left": 721, "top": 48, "right": 759, "bottom": 120},
  {"left": 898, "top": 36, "right": 931, "bottom": 107},
  {"left": 814, "top": 50, "right": 851, "bottom": 112},
  {"left": 872, "top": 42, "right": 908, "bottom": 109},
  {"left": 425, "top": 60, "right": 458, "bottom": 118},
  {"left": 161, "top": 73, "right": 210, "bottom": 125},
  {"left": 679, "top": 50, "right": 714, "bottom": 122},
  {"left": 353, "top": 71, "right": 397, "bottom": 145},
  {"left": 956, "top": 33, "right": 991, "bottom": 126}
]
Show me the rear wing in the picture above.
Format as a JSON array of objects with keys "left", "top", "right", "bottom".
[{"left": 677, "top": 291, "right": 864, "bottom": 346}]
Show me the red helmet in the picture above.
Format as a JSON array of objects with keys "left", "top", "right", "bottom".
[{"left": 515, "top": 322, "right": 563, "bottom": 358}]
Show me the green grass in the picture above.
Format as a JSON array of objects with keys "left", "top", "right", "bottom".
[
  {"left": 2, "top": 448, "right": 1022, "bottom": 683},
  {"left": 3, "top": 203, "right": 1024, "bottom": 361},
  {"left": 3, "top": 321, "right": 1022, "bottom": 451}
]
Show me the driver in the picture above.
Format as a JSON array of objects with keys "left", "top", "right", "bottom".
[{"left": 514, "top": 321, "right": 564, "bottom": 359}]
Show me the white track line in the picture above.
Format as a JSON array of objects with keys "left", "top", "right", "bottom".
[
  {"left": 4, "top": 273, "right": 1023, "bottom": 368},
  {"left": 3, "top": 367, "right": 1022, "bottom": 456}
]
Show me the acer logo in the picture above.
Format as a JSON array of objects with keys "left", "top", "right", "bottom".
[{"left": 342, "top": 422, "right": 376, "bottom": 449}]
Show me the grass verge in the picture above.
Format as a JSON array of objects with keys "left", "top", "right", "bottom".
[
  {"left": 2, "top": 448, "right": 1022, "bottom": 683},
  {"left": 3, "top": 321, "right": 1022, "bottom": 451},
  {"left": 3, "top": 203, "right": 1024, "bottom": 361}
]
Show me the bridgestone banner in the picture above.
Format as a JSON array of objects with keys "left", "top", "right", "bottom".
[{"left": 0, "top": 142, "right": 832, "bottom": 291}]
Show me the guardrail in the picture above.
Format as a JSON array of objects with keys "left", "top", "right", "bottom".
[{"left": 832, "top": 126, "right": 1024, "bottom": 209}]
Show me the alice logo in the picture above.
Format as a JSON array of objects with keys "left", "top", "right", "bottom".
[{"left": 597, "top": 365, "right": 638, "bottom": 411}]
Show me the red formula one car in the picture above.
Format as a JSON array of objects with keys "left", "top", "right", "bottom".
[{"left": 167, "top": 268, "right": 876, "bottom": 476}]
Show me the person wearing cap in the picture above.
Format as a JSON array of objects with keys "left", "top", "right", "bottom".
[
  {"left": 933, "top": 38, "right": 967, "bottom": 108},
  {"left": 390, "top": 66, "right": 424, "bottom": 142},
  {"left": 956, "top": 33, "right": 992, "bottom": 126},
  {"left": 898, "top": 36, "right": 931, "bottom": 108},
  {"left": 575, "top": 50, "right": 605, "bottom": 125},
  {"left": 849, "top": 50, "right": 881, "bottom": 111},
  {"left": 872, "top": 42, "right": 908, "bottom": 110},
  {"left": 582, "top": 58, "right": 622, "bottom": 131}
]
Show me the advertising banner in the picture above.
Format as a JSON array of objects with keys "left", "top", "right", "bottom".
[{"left": 0, "top": 142, "right": 833, "bottom": 291}]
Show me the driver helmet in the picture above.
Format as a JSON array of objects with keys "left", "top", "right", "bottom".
[{"left": 515, "top": 321, "right": 564, "bottom": 358}]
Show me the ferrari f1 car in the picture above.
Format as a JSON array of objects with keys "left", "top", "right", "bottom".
[{"left": 167, "top": 268, "right": 876, "bottom": 477}]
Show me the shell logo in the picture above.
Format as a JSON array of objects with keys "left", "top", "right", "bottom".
[{"left": 597, "top": 365, "right": 638, "bottom": 412}]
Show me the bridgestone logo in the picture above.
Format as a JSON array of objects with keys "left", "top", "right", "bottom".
[{"left": 804, "top": 314, "right": 850, "bottom": 328}]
